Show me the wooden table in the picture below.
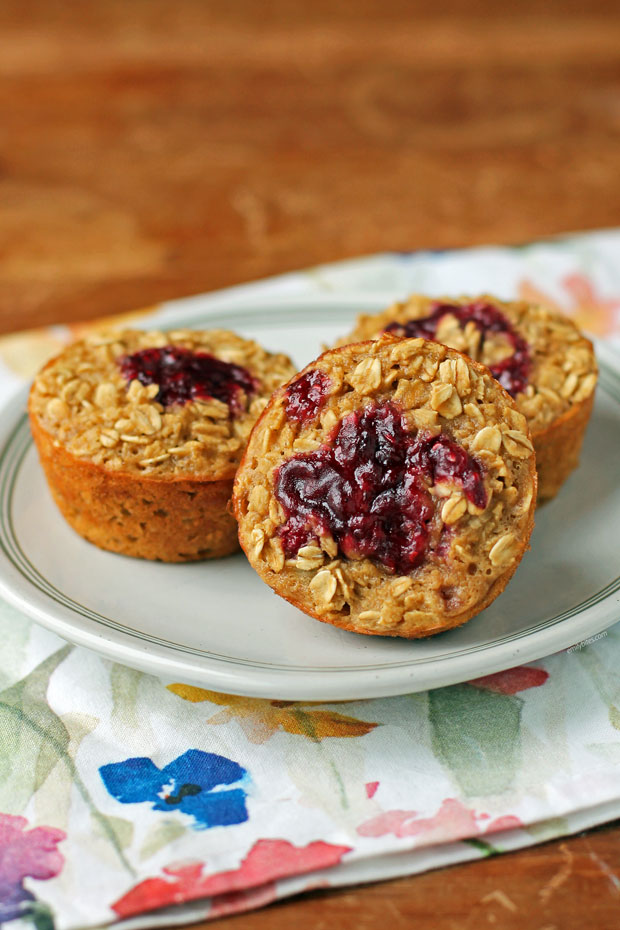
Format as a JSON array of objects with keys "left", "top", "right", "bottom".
[{"left": 2, "top": 1, "right": 620, "bottom": 926}]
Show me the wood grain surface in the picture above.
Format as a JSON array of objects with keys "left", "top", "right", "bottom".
[
  {"left": 2, "top": 0, "right": 620, "bottom": 337},
  {"left": 2, "top": 1, "right": 620, "bottom": 927}
]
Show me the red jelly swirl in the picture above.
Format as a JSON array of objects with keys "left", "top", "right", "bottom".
[
  {"left": 119, "top": 346, "right": 258, "bottom": 414},
  {"left": 275, "top": 402, "right": 486, "bottom": 575},
  {"left": 284, "top": 369, "right": 331, "bottom": 424},
  {"left": 385, "top": 301, "right": 530, "bottom": 396}
]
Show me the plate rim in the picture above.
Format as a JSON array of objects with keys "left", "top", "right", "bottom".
[{"left": 0, "top": 295, "right": 618, "bottom": 700}]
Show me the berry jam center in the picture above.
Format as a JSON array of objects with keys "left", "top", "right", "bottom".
[
  {"left": 275, "top": 402, "right": 486, "bottom": 575},
  {"left": 284, "top": 369, "right": 331, "bottom": 424},
  {"left": 119, "top": 346, "right": 258, "bottom": 413},
  {"left": 385, "top": 301, "right": 530, "bottom": 396}
]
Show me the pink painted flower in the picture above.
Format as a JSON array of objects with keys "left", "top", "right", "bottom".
[
  {"left": 113, "top": 838, "right": 351, "bottom": 919},
  {"left": 0, "top": 814, "right": 65, "bottom": 921},
  {"left": 518, "top": 274, "right": 620, "bottom": 336},
  {"left": 484, "top": 814, "right": 522, "bottom": 833},
  {"left": 469, "top": 666, "right": 549, "bottom": 694},
  {"left": 207, "top": 881, "right": 279, "bottom": 919},
  {"left": 358, "top": 798, "right": 477, "bottom": 842},
  {"left": 357, "top": 798, "right": 522, "bottom": 843},
  {"left": 208, "top": 875, "right": 332, "bottom": 920}
]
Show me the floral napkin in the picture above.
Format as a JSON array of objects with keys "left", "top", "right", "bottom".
[{"left": 2, "top": 229, "right": 620, "bottom": 930}]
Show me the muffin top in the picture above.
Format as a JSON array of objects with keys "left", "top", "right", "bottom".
[
  {"left": 338, "top": 295, "right": 597, "bottom": 435},
  {"left": 234, "top": 334, "right": 537, "bottom": 637},
  {"left": 29, "top": 329, "right": 296, "bottom": 480}
]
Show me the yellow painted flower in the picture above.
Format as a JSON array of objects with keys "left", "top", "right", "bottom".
[{"left": 168, "top": 684, "right": 378, "bottom": 745}]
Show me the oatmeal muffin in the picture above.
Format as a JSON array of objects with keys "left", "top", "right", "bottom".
[
  {"left": 338, "top": 296, "right": 597, "bottom": 499},
  {"left": 233, "top": 335, "right": 537, "bottom": 638},
  {"left": 29, "top": 329, "right": 295, "bottom": 561}
]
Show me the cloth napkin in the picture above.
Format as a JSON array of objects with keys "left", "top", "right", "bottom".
[{"left": 2, "top": 229, "right": 620, "bottom": 930}]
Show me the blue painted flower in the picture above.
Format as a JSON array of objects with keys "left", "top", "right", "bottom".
[{"left": 99, "top": 749, "right": 249, "bottom": 830}]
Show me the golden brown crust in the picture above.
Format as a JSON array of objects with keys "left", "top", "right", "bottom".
[
  {"left": 337, "top": 295, "right": 597, "bottom": 500},
  {"left": 29, "top": 329, "right": 296, "bottom": 479},
  {"left": 532, "top": 389, "right": 595, "bottom": 500},
  {"left": 28, "top": 328, "right": 296, "bottom": 561},
  {"left": 30, "top": 396, "right": 239, "bottom": 561},
  {"left": 235, "top": 515, "right": 533, "bottom": 639},
  {"left": 233, "top": 335, "right": 537, "bottom": 638}
]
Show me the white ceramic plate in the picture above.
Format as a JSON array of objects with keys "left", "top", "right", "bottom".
[{"left": 0, "top": 294, "right": 619, "bottom": 701}]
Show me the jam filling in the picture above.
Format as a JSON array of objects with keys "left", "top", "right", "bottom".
[
  {"left": 385, "top": 301, "right": 530, "bottom": 396},
  {"left": 119, "top": 346, "right": 258, "bottom": 413},
  {"left": 285, "top": 369, "right": 331, "bottom": 424},
  {"left": 275, "top": 402, "right": 486, "bottom": 575}
]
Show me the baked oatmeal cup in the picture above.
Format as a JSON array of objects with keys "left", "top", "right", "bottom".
[
  {"left": 233, "top": 334, "right": 537, "bottom": 638},
  {"left": 29, "top": 329, "right": 295, "bottom": 561},
  {"left": 338, "top": 295, "right": 597, "bottom": 499}
]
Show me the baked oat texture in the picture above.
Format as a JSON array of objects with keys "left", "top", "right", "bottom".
[
  {"left": 29, "top": 329, "right": 296, "bottom": 561},
  {"left": 337, "top": 295, "right": 598, "bottom": 500},
  {"left": 233, "top": 335, "right": 538, "bottom": 638}
]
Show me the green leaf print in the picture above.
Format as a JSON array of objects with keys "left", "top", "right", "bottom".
[
  {"left": 0, "top": 645, "right": 73, "bottom": 807},
  {"left": 573, "top": 647, "right": 620, "bottom": 734},
  {"left": 465, "top": 837, "right": 498, "bottom": 856},
  {"left": 110, "top": 664, "right": 145, "bottom": 730},
  {"left": 429, "top": 684, "right": 523, "bottom": 796},
  {"left": 91, "top": 812, "right": 134, "bottom": 850},
  {"left": 139, "top": 820, "right": 187, "bottom": 861},
  {"left": 0, "top": 599, "right": 32, "bottom": 691},
  {"left": 0, "top": 645, "right": 134, "bottom": 875},
  {"left": 27, "top": 901, "right": 56, "bottom": 930}
]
